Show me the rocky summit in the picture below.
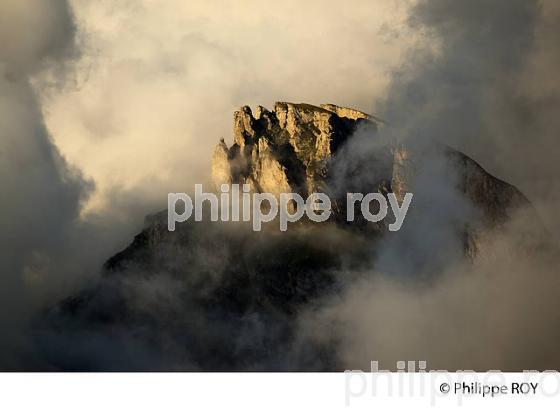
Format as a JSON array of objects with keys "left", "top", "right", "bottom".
[
  {"left": 212, "top": 102, "right": 529, "bottom": 229},
  {"left": 38, "top": 103, "right": 535, "bottom": 371},
  {"left": 211, "top": 102, "right": 376, "bottom": 198}
]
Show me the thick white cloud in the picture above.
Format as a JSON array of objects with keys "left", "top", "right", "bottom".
[{"left": 37, "top": 0, "right": 415, "bottom": 212}]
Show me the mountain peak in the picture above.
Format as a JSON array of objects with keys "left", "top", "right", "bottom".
[
  {"left": 213, "top": 102, "right": 378, "bottom": 197},
  {"left": 212, "top": 103, "right": 529, "bottom": 231}
]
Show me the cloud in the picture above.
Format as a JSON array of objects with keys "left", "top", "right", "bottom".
[
  {"left": 378, "top": 0, "right": 560, "bottom": 239},
  {"left": 0, "top": 0, "right": 76, "bottom": 74},
  {"left": 0, "top": 0, "right": 156, "bottom": 369},
  {"left": 0, "top": 0, "right": 85, "bottom": 368},
  {"left": 302, "top": 208, "right": 560, "bottom": 371},
  {"left": 299, "top": 0, "right": 560, "bottom": 371},
  {"left": 38, "top": 0, "right": 414, "bottom": 213},
  {"left": 0, "top": 0, "right": 416, "bottom": 370},
  {"left": 2, "top": 0, "right": 558, "bottom": 371}
]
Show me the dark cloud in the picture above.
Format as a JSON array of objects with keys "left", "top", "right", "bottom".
[
  {"left": 380, "top": 0, "right": 560, "bottom": 237},
  {"left": 0, "top": 0, "right": 135, "bottom": 369},
  {"left": 307, "top": 0, "right": 560, "bottom": 371},
  {"left": 0, "top": 0, "right": 77, "bottom": 75}
]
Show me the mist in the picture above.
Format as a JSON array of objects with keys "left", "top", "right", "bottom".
[
  {"left": 1, "top": 0, "right": 558, "bottom": 371},
  {"left": 39, "top": 0, "right": 413, "bottom": 214},
  {"left": 0, "top": 0, "right": 161, "bottom": 369},
  {"left": 299, "top": 0, "right": 560, "bottom": 371}
]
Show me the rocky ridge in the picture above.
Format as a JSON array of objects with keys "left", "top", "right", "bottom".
[{"left": 212, "top": 102, "right": 529, "bottom": 228}]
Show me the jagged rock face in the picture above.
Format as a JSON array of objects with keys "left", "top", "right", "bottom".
[
  {"left": 212, "top": 102, "right": 376, "bottom": 196},
  {"left": 213, "top": 102, "right": 530, "bottom": 230}
]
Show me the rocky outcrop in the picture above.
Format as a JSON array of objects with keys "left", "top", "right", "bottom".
[{"left": 212, "top": 102, "right": 376, "bottom": 197}]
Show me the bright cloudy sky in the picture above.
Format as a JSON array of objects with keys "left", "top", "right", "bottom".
[{"left": 36, "top": 0, "right": 416, "bottom": 213}]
